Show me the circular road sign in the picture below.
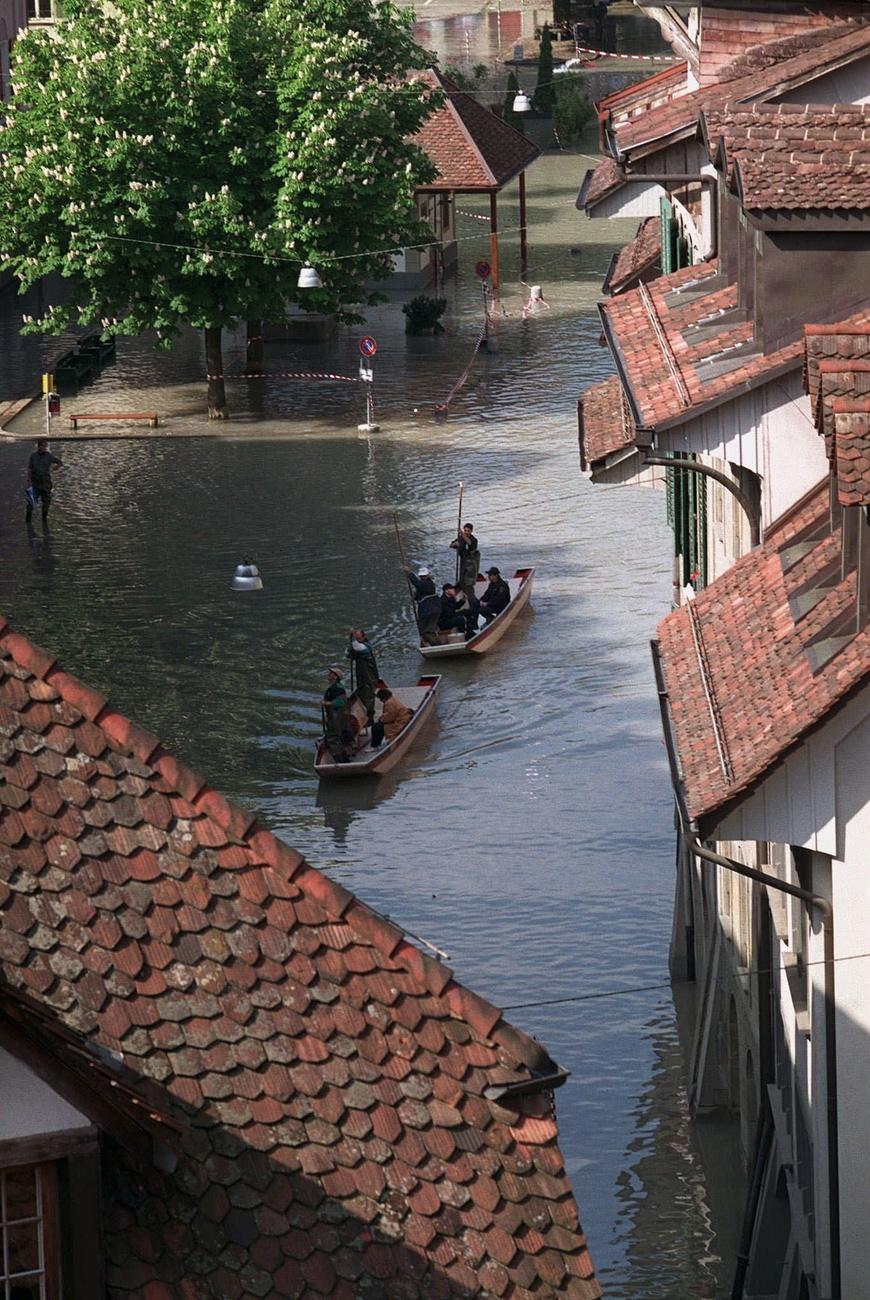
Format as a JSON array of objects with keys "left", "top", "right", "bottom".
[
  {"left": 475, "top": 260, "right": 491, "bottom": 280},
  {"left": 359, "top": 335, "right": 378, "bottom": 357}
]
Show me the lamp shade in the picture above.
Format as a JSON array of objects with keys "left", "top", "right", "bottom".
[
  {"left": 231, "top": 561, "right": 264, "bottom": 592},
  {"left": 512, "top": 92, "right": 532, "bottom": 113},
  {"left": 297, "top": 263, "right": 323, "bottom": 290}
]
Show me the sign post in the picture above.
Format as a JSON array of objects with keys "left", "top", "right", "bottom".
[
  {"left": 357, "top": 337, "right": 379, "bottom": 433},
  {"left": 42, "top": 372, "right": 58, "bottom": 439}
]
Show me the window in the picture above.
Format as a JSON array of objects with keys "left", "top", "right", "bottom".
[
  {"left": 0, "top": 1166, "right": 59, "bottom": 1300},
  {"left": 26, "top": 0, "right": 56, "bottom": 19}
]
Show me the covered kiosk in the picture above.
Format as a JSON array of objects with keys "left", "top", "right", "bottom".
[{"left": 412, "top": 67, "right": 540, "bottom": 298}]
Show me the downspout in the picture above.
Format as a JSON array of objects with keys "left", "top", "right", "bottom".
[
  {"left": 651, "top": 639, "right": 840, "bottom": 1299},
  {"left": 643, "top": 454, "right": 762, "bottom": 548}
]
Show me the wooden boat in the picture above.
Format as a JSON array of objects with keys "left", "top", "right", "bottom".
[
  {"left": 314, "top": 674, "right": 440, "bottom": 777},
  {"left": 418, "top": 566, "right": 535, "bottom": 658}
]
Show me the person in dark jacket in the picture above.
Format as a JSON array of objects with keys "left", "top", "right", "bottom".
[
  {"left": 322, "top": 666, "right": 353, "bottom": 762},
  {"left": 26, "top": 438, "right": 63, "bottom": 525},
  {"left": 479, "top": 566, "right": 511, "bottom": 624},
  {"left": 403, "top": 565, "right": 442, "bottom": 646},
  {"left": 449, "top": 523, "right": 481, "bottom": 606},
  {"left": 438, "top": 584, "right": 471, "bottom": 638},
  {"left": 346, "top": 628, "right": 379, "bottom": 724}
]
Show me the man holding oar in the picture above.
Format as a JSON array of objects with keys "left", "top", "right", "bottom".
[
  {"left": 346, "top": 628, "right": 379, "bottom": 727},
  {"left": 450, "top": 521, "right": 481, "bottom": 637}
]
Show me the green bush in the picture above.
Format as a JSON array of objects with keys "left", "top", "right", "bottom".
[
  {"left": 402, "top": 295, "right": 448, "bottom": 334},
  {"left": 552, "top": 74, "right": 594, "bottom": 145}
]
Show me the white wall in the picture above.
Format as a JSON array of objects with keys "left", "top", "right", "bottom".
[
  {"left": 0, "top": 1046, "right": 89, "bottom": 1139},
  {"left": 658, "top": 369, "right": 826, "bottom": 529},
  {"left": 591, "top": 180, "right": 665, "bottom": 220},
  {"left": 776, "top": 55, "right": 870, "bottom": 108}
]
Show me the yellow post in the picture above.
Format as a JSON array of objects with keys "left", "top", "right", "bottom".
[{"left": 41, "top": 372, "right": 55, "bottom": 395}]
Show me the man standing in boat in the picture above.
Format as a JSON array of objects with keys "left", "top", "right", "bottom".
[
  {"left": 450, "top": 522, "right": 480, "bottom": 605},
  {"left": 322, "top": 666, "right": 352, "bottom": 762},
  {"left": 403, "top": 565, "right": 442, "bottom": 646},
  {"left": 479, "top": 566, "right": 511, "bottom": 624},
  {"left": 346, "top": 628, "right": 379, "bottom": 726}
]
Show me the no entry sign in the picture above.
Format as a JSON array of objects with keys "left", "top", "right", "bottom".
[
  {"left": 359, "top": 335, "right": 378, "bottom": 357},
  {"left": 475, "top": 260, "right": 491, "bottom": 280}
]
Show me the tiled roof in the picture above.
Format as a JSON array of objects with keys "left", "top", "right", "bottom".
[
  {"left": 703, "top": 102, "right": 870, "bottom": 179},
  {"left": 613, "top": 21, "right": 870, "bottom": 156},
  {"left": 577, "top": 156, "right": 626, "bottom": 211},
  {"left": 577, "top": 375, "right": 634, "bottom": 469},
  {"left": 414, "top": 68, "right": 540, "bottom": 191},
  {"left": 600, "top": 260, "right": 803, "bottom": 431},
  {"left": 595, "top": 61, "right": 690, "bottom": 122},
  {"left": 697, "top": 6, "right": 866, "bottom": 88},
  {"left": 657, "top": 481, "right": 870, "bottom": 825},
  {"left": 831, "top": 403, "right": 870, "bottom": 505},
  {"left": 805, "top": 316, "right": 870, "bottom": 412},
  {"left": 603, "top": 217, "right": 661, "bottom": 296},
  {"left": 0, "top": 617, "right": 598, "bottom": 1300}
]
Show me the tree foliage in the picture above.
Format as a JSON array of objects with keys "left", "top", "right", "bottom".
[
  {"left": 534, "top": 24, "right": 556, "bottom": 116},
  {"left": 0, "top": 0, "right": 437, "bottom": 415},
  {"left": 552, "top": 74, "right": 594, "bottom": 145}
]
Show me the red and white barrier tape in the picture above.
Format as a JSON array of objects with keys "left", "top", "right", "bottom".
[
  {"left": 206, "top": 371, "right": 360, "bottom": 382},
  {"left": 574, "top": 44, "right": 679, "bottom": 63},
  {"left": 435, "top": 318, "right": 489, "bottom": 416}
]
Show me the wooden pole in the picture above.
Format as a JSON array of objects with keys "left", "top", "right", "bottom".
[
  {"left": 393, "top": 512, "right": 419, "bottom": 627},
  {"left": 518, "top": 171, "right": 528, "bottom": 278},
  {"left": 489, "top": 191, "right": 500, "bottom": 303},
  {"left": 454, "top": 482, "right": 464, "bottom": 584}
]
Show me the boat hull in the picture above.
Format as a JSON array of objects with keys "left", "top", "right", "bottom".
[
  {"left": 315, "top": 675, "right": 440, "bottom": 777},
  {"left": 418, "top": 567, "right": 534, "bottom": 658}
]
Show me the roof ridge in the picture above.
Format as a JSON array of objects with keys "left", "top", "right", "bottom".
[
  {"left": 639, "top": 281, "right": 691, "bottom": 409},
  {"left": 686, "top": 601, "right": 734, "bottom": 786},
  {"left": 0, "top": 615, "right": 551, "bottom": 1074}
]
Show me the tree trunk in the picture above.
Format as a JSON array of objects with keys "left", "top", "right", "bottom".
[
  {"left": 205, "top": 326, "right": 228, "bottom": 420},
  {"left": 246, "top": 319, "right": 263, "bottom": 374}
]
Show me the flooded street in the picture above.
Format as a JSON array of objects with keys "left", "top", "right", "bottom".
[{"left": 0, "top": 141, "right": 740, "bottom": 1297}]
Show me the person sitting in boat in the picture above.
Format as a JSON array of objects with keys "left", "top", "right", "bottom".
[
  {"left": 346, "top": 628, "right": 379, "bottom": 726},
  {"left": 479, "top": 566, "right": 511, "bottom": 624},
  {"left": 438, "top": 584, "right": 471, "bottom": 640},
  {"left": 450, "top": 522, "right": 481, "bottom": 608},
  {"left": 322, "top": 666, "right": 353, "bottom": 762},
  {"left": 403, "top": 564, "right": 442, "bottom": 647},
  {"left": 374, "top": 687, "right": 413, "bottom": 746}
]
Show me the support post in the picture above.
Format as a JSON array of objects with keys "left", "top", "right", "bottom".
[
  {"left": 489, "top": 191, "right": 500, "bottom": 303},
  {"left": 518, "top": 171, "right": 528, "bottom": 278}
]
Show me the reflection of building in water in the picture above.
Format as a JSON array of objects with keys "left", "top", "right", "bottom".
[{"left": 613, "top": 997, "right": 742, "bottom": 1300}]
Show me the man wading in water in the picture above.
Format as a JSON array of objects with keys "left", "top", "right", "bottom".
[{"left": 26, "top": 439, "right": 63, "bottom": 526}]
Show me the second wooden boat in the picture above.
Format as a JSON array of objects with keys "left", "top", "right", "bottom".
[
  {"left": 314, "top": 674, "right": 440, "bottom": 777},
  {"left": 418, "top": 566, "right": 535, "bottom": 658}
]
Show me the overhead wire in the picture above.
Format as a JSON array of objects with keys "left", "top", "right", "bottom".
[{"left": 502, "top": 948, "right": 870, "bottom": 1012}]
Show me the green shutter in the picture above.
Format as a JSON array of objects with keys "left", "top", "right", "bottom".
[{"left": 660, "top": 196, "right": 674, "bottom": 275}]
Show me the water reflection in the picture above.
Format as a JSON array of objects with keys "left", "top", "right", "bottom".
[{"left": 0, "top": 149, "right": 734, "bottom": 1296}]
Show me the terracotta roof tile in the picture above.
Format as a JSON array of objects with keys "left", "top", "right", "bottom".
[
  {"left": 577, "top": 375, "right": 636, "bottom": 469},
  {"left": 414, "top": 68, "right": 539, "bottom": 191},
  {"left": 804, "top": 314, "right": 870, "bottom": 503},
  {"left": 657, "top": 481, "right": 870, "bottom": 824},
  {"left": 0, "top": 619, "right": 599, "bottom": 1300},
  {"left": 603, "top": 216, "right": 661, "bottom": 295},
  {"left": 613, "top": 21, "right": 870, "bottom": 157},
  {"left": 600, "top": 261, "right": 803, "bottom": 430}
]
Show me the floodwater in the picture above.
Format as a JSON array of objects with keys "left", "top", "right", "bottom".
[{"left": 0, "top": 138, "right": 741, "bottom": 1296}]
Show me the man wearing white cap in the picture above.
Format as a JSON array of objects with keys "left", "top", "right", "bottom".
[{"left": 402, "top": 564, "right": 442, "bottom": 646}]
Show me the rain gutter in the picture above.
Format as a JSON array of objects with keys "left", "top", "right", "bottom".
[{"left": 650, "top": 638, "right": 840, "bottom": 1299}]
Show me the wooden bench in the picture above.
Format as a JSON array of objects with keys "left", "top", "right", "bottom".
[{"left": 68, "top": 412, "right": 159, "bottom": 430}]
